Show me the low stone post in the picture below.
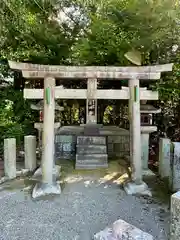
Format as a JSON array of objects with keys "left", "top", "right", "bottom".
[
  {"left": 24, "top": 135, "right": 37, "bottom": 171},
  {"left": 159, "top": 138, "right": 171, "bottom": 178},
  {"left": 4, "top": 138, "right": 16, "bottom": 179},
  {"left": 170, "top": 191, "right": 180, "bottom": 239}
]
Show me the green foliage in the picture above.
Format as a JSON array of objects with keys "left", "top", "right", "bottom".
[
  {"left": 0, "top": 0, "right": 79, "bottom": 64},
  {"left": 71, "top": 0, "right": 179, "bottom": 65}
]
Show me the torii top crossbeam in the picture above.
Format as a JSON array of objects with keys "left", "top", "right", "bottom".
[{"left": 9, "top": 61, "right": 173, "bottom": 80}]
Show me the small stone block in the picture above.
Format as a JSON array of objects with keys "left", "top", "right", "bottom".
[
  {"left": 33, "top": 165, "right": 61, "bottom": 180},
  {"left": 94, "top": 219, "right": 153, "bottom": 240},
  {"left": 124, "top": 181, "right": 152, "bottom": 197},
  {"left": 142, "top": 169, "right": 155, "bottom": 177},
  {"left": 32, "top": 182, "right": 61, "bottom": 199}
]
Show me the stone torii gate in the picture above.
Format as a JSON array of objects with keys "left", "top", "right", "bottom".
[{"left": 9, "top": 61, "right": 173, "bottom": 198}]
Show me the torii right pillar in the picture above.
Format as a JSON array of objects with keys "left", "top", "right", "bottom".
[{"left": 124, "top": 78, "right": 151, "bottom": 196}]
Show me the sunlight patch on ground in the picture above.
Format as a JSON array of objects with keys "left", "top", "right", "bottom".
[
  {"left": 113, "top": 173, "right": 129, "bottom": 185},
  {"left": 64, "top": 175, "right": 83, "bottom": 183},
  {"left": 84, "top": 180, "right": 94, "bottom": 187},
  {"left": 98, "top": 172, "right": 118, "bottom": 184}
]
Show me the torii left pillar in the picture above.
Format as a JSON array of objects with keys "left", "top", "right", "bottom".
[{"left": 32, "top": 77, "right": 61, "bottom": 198}]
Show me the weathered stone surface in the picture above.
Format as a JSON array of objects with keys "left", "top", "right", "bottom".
[
  {"left": 94, "top": 219, "right": 153, "bottom": 240},
  {"left": 4, "top": 138, "right": 16, "bottom": 179},
  {"left": 159, "top": 138, "right": 171, "bottom": 178},
  {"left": 141, "top": 133, "right": 149, "bottom": 170},
  {"left": 170, "top": 191, "right": 180, "bottom": 239},
  {"left": 55, "top": 135, "right": 76, "bottom": 160},
  {"left": 24, "top": 135, "right": 37, "bottom": 171},
  {"left": 77, "top": 136, "right": 106, "bottom": 145},
  {"left": 170, "top": 142, "right": 180, "bottom": 192},
  {"left": 75, "top": 164, "right": 108, "bottom": 169},
  {"left": 76, "top": 154, "right": 108, "bottom": 162},
  {"left": 76, "top": 145, "right": 107, "bottom": 154}
]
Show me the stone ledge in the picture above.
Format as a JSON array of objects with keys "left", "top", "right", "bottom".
[
  {"left": 0, "top": 168, "right": 31, "bottom": 185},
  {"left": 76, "top": 154, "right": 108, "bottom": 162},
  {"left": 94, "top": 219, "right": 153, "bottom": 240},
  {"left": 75, "top": 164, "right": 108, "bottom": 170}
]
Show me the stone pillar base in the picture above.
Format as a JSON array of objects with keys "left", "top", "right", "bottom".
[
  {"left": 32, "top": 182, "right": 61, "bottom": 199},
  {"left": 33, "top": 165, "right": 61, "bottom": 180},
  {"left": 142, "top": 169, "right": 155, "bottom": 177},
  {"left": 124, "top": 181, "right": 152, "bottom": 196}
]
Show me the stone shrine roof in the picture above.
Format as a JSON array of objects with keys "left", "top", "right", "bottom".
[
  {"left": 140, "top": 104, "right": 161, "bottom": 114},
  {"left": 31, "top": 100, "right": 64, "bottom": 111}
]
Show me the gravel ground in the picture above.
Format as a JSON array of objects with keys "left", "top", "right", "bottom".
[{"left": 0, "top": 172, "right": 169, "bottom": 240}]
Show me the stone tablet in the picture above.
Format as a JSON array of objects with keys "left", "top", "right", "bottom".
[
  {"left": 159, "top": 138, "right": 171, "bottom": 178},
  {"left": 55, "top": 135, "right": 76, "bottom": 160},
  {"left": 94, "top": 219, "right": 153, "bottom": 240},
  {"left": 171, "top": 142, "right": 180, "bottom": 192}
]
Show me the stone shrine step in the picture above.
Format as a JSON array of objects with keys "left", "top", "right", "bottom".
[
  {"left": 76, "top": 136, "right": 108, "bottom": 170},
  {"left": 76, "top": 154, "right": 108, "bottom": 169},
  {"left": 75, "top": 163, "right": 108, "bottom": 169},
  {"left": 76, "top": 154, "right": 108, "bottom": 162},
  {"left": 76, "top": 145, "right": 107, "bottom": 154}
]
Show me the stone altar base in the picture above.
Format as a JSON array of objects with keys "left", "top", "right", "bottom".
[
  {"left": 32, "top": 182, "right": 61, "bottom": 199},
  {"left": 123, "top": 181, "right": 152, "bottom": 197},
  {"left": 94, "top": 219, "right": 153, "bottom": 240}
]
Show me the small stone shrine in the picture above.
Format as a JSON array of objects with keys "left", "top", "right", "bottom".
[
  {"left": 31, "top": 100, "right": 64, "bottom": 159},
  {"left": 140, "top": 102, "right": 161, "bottom": 170}
]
